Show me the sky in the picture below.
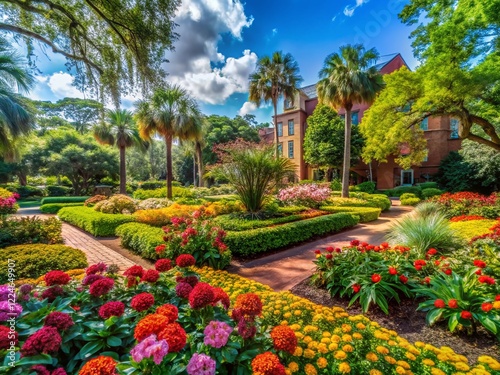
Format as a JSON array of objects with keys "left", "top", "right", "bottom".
[{"left": 26, "top": 0, "right": 418, "bottom": 125}]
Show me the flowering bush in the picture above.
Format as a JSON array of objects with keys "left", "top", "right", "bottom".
[
  {"left": 278, "top": 184, "right": 331, "bottom": 208},
  {"left": 136, "top": 198, "right": 173, "bottom": 210},
  {"left": 133, "top": 203, "right": 201, "bottom": 227},
  {"left": 83, "top": 194, "right": 108, "bottom": 207},
  {"left": 94, "top": 194, "right": 137, "bottom": 214},
  {"left": 433, "top": 192, "right": 500, "bottom": 218},
  {"left": 0, "top": 188, "right": 19, "bottom": 216},
  {"left": 450, "top": 215, "right": 486, "bottom": 222}
]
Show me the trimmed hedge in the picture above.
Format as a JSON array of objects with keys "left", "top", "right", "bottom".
[
  {"left": 41, "top": 196, "right": 90, "bottom": 205},
  {"left": 0, "top": 244, "right": 88, "bottom": 283},
  {"left": 212, "top": 212, "right": 325, "bottom": 231},
  {"left": 225, "top": 213, "right": 359, "bottom": 256},
  {"left": 40, "top": 202, "right": 84, "bottom": 214},
  {"left": 320, "top": 206, "right": 381, "bottom": 222},
  {"left": 421, "top": 188, "right": 443, "bottom": 199},
  {"left": 46, "top": 185, "right": 72, "bottom": 196},
  {"left": 115, "top": 222, "right": 164, "bottom": 260},
  {"left": 58, "top": 206, "right": 135, "bottom": 236}
]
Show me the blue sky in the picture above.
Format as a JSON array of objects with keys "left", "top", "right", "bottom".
[{"left": 26, "top": 0, "right": 418, "bottom": 124}]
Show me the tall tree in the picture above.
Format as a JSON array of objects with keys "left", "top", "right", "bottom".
[
  {"left": 135, "top": 85, "right": 202, "bottom": 199},
  {"left": 93, "top": 109, "right": 146, "bottom": 194},
  {"left": 249, "top": 51, "right": 302, "bottom": 156},
  {"left": 1, "top": 0, "right": 180, "bottom": 104},
  {"left": 0, "top": 37, "right": 34, "bottom": 156},
  {"left": 317, "top": 44, "right": 384, "bottom": 197}
]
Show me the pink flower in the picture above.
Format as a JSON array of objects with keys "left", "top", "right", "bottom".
[
  {"left": 130, "top": 334, "right": 169, "bottom": 365},
  {"left": 203, "top": 320, "right": 233, "bottom": 348},
  {"left": 187, "top": 353, "right": 216, "bottom": 375}
]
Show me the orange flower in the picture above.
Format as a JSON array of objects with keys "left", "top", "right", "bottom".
[
  {"left": 156, "top": 304, "right": 179, "bottom": 323},
  {"left": 270, "top": 326, "right": 298, "bottom": 354},
  {"left": 134, "top": 314, "right": 168, "bottom": 342},
  {"left": 234, "top": 293, "right": 262, "bottom": 316},
  {"left": 251, "top": 352, "right": 286, "bottom": 375},
  {"left": 157, "top": 322, "right": 187, "bottom": 352},
  {"left": 79, "top": 356, "right": 117, "bottom": 375}
]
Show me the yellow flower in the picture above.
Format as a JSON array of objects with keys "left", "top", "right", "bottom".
[
  {"left": 331, "top": 334, "right": 341, "bottom": 342},
  {"left": 492, "top": 301, "right": 500, "bottom": 309},
  {"left": 303, "top": 349, "right": 316, "bottom": 359},
  {"left": 376, "top": 346, "right": 389, "bottom": 355},
  {"left": 322, "top": 331, "right": 331, "bottom": 338},
  {"left": 369, "top": 370, "right": 383, "bottom": 375},
  {"left": 328, "top": 342, "right": 338, "bottom": 351},
  {"left": 341, "top": 334, "right": 352, "bottom": 342},
  {"left": 397, "top": 361, "right": 410, "bottom": 370},
  {"left": 423, "top": 359, "right": 435, "bottom": 366},
  {"left": 430, "top": 368, "right": 446, "bottom": 375},
  {"left": 304, "top": 363, "right": 317, "bottom": 375},
  {"left": 289, "top": 324, "right": 301, "bottom": 331},
  {"left": 453, "top": 363, "right": 470, "bottom": 371},
  {"left": 342, "top": 344, "right": 354, "bottom": 353},
  {"left": 366, "top": 352, "right": 378, "bottom": 362},
  {"left": 307, "top": 341, "right": 318, "bottom": 350},
  {"left": 303, "top": 336, "right": 313, "bottom": 344},
  {"left": 320, "top": 337, "right": 330, "bottom": 344},
  {"left": 317, "top": 343, "right": 328, "bottom": 354},
  {"left": 334, "top": 350, "right": 347, "bottom": 360},
  {"left": 388, "top": 340, "right": 398, "bottom": 346},
  {"left": 396, "top": 366, "right": 406, "bottom": 375},
  {"left": 284, "top": 312, "right": 292, "bottom": 319},
  {"left": 341, "top": 324, "right": 352, "bottom": 333},
  {"left": 405, "top": 352, "right": 416, "bottom": 361},
  {"left": 488, "top": 362, "right": 500, "bottom": 371},
  {"left": 415, "top": 341, "right": 425, "bottom": 348},
  {"left": 384, "top": 356, "right": 397, "bottom": 365},
  {"left": 339, "top": 362, "right": 351, "bottom": 374},
  {"left": 317, "top": 357, "right": 327, "bottom": 369},
  {"left": 353, "top": 332, "right": 362, "bottom": 339},
  {"left": 287, "top": 362, "right": 299, "bottom": 373},
  {"left": 407, "top": 346, "right": 420, "bottom": 355},
  {"left": 293, "top": 346, "right": 303, "bottom": 357},
  {"left": 295, "top": 332, "right": 304, "bottom": 340},
  {"left": 356, "top": 322, "right": 366, "bottom": 330},
  {"left": 294, "top": 310, "right": 302, "bottom": 316}
]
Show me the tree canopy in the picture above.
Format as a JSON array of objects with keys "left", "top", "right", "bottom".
[{"left": 1, "top": 0, "right": 180, "bottom": 104}]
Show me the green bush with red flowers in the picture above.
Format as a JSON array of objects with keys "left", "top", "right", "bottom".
[{"left": 432, "top": 191, "right": 500, "bottom": 219}]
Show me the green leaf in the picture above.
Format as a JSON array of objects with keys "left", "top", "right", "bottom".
[
  {"left": 77, "top": 341, "right": 104, "bottom": 360},
  {"left": 16, "top": 354, "right": 53, "bottom": 366},
  {"left": 106, "top": 336, "right": 122, "bottom": 347},
  {"left": 426, "top": 309, "right": 442, "bottom": 326},
  {"left": 448, "top": 314, "right": 459, "bottom": 332}
]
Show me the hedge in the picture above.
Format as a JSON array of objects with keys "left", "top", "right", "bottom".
[
  {"left": 41, "top": 196, "right": 90, "bottom": 205},
  {"left": 115, "top": 222, "right": 164, "bottom": 259},
  {"left": 213, "top": 212, "right": 325, "bottom": 231},
  {"left": 46, "top": 185, "right": 72, "bottom": 196},
  {"left": 58, "top": 206, "right": 135, "bottom": 236},
  {"left": 225, "top": 213, "right": 359, "bottom": 256},
  {"left": 319, "top": 206, "right": 381, "bottom": 222},
  {"left": 40, "top": 202, "right": 84, "bottom": 214},
  {"left": 0, "top": 244, "right": 88, "bottom": 283},
  {"left": 0, "top": 216, "right": 62, "bottom": 248}
]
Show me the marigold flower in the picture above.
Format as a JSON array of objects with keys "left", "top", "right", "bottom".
[
  {"left": 99, "top": 301, "right": 125, "bottom": 320},
  {"left": 304, "top": 363, "right": 317, "bottom": 375},
  {"left": 44, "top": 271, "right": 71, "bottom": 286},
  {"left": 334, "top": 350, "right": 347, "bottom": 360},
  {"left": 21, "top": 326, "right": 61, "bottom": 356},
  {"left": 156, "top": 304, "right": 178, "bottom": 323},
  {"left": 339, "top": 362, "right": 351, "bottom": 373},
  {"left": 366, "top": 352, "right": 378, "bottom": 362},
  {"left": 234, "top": 293, "right": 263, "bottom": 316},
  {"left": 316, "top": 357, "right": 327, "bottom": 369},
  {"left": 176, "top": 254, "right": 196, "bottom": 268},
  {"left": 134, "top": 314, "right": 168, "bottom": 341},
  {"left": 270, "top": 325, "right": 297, "bottom": 354},
  {"left": 131, "top": 293, "right": 155, "bottom": 312},
  {"left": 157, "top": 322, "right": 187, "bottom": 352},
  {"left": 251, "top": 352, "right": 286, "bottom": 375},
  {"left": 371, "top": 274, "right": 381, "bottom": 283},
  {"left": 44, "top": 311, "right": 73, "bottom": 331},
  {"left": 155, "top": 258, "right": 172, "bottom": 272},
  {"left": 78, "top": 356, "right": 117, "bottom": 375}
]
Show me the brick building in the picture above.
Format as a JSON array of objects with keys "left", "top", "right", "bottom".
[{"left": 271, "top": 53, "right": 462, "bottom": 189}]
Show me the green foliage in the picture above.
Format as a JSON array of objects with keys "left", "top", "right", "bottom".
[
  {"left": 115, "top": 222, "right": 164, "bottom": 260},
  {"left": 0, "top": 244, "right": 87, "bottom": 283},
  {"left": 40, "top": 202, "right": 84, "bottom": 214},
  {"left": 384, "top": 186, "right": 422, "bottom": 198},
  {"left": 400, "top": 197, "right": 421, "bottom": 206},
  {"left": 449, "top": 220, "right": 497, "bottom": 241},
  {"left": 0, "top": 216, "right": 62, "bottom": 248},
  {"left": 93, "top": 194, "right": 137, "bottom": 214},
  {"left": 421, "top": 188, "right": 443, "bottom": 199},
  {"left": 46, "top": 185, "right": 72, "bottom": 196},
  {"left": 320, "top": 206, "right": 381, "bottom": 222},
  {"left": 9, "top": 185, "right": 44, "bottom": 199},
  {"left": 212, "top": 212, "right": 324, "bottom": 231},
  {"left": 303, "top": 104, "right": 363, "bottom": 169},
  {"left": 133, "top": 186, "right": 196, "bottom": 200},
  {"left": 40, "top": 196, "right": 90, "bottom": 205},
  {"left": 58, "top": 206, "right": 135, "bottom": 236},
  {"left": 330, "top": 178, "right": 342, "bottom": 191},
  {"left": 225, "top": 213, "right": 359, "bottom": 256},
  {"left": 417, "top": 182, "right": 438, "bottom": 190},
  {"left": 336, "top": 192, "right": 392, "bottom": 211},
  {"left": 351, "top": 181, "right": 376, "bottom": 194}
]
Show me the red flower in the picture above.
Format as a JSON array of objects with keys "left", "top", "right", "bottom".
[
  {"left": 481, "top": 303, "right": 493, "bottom": 312},
  {"left": 314, "top": 249, "right": 321, "bottom": 254},
  {"left": 41, "top": 286, "right": 65, "bottom": 302},
  {"left": 155, "top": 244, "right": 166, "bottom": 254},
  {"left": 434, "top": 260, "right": 441, "bottom": 266},
  {"left": 131, "top": 293, "right": 155, "bottom": 312},
  {"left": 212, "top": 287, "right": 230, "bottom": 309},
  {"left": 414, "top": 259, "right": 427, "bottom": 271},
  {"left": 388, "top": 267, "right": 398, "bottom": 275},
  {"left": 380, "top": 242, "right": 389, "bottom": 248},
  {"left": 448, "top": 299, "right": 458, "bottom": 309},
  {"left": 270, "top": 326, "right": 297, "bottom": 354},
  {"left": 21, "top": 326, "right": 61, "bottom": 356},
  {"left": 443, "top": 268, "right": 452, "bottom": 275},
  {"left": 157, "top": 322, "right": 187, "bottom": 352},
  {"left": 427, "top": 248, "right": 438, "bottom": 256},
  {"left": 156, "top": 304, "right": 178, "bottom": 323},
  {"left": 51, "top": 369, "right": 67, "bottom": 375},
  {"left": 175, "top": 282, "right": 193, "bottom": 299},
  {"left": 124, "top": 265, "right": 144, "bottom": 278},
  {"left": 475, "top": 269, "right": 482, "bottom": 275},
  {"left": 460, "top": 310, "right": 472, "bottom": 320},
  {"left": 44, "top": 312, "right": 74, "bottom": 331},
  {"left": 434, "top": 299, "right": 446, "bottom": 308},
  {"left": 350, "top": 240, "right": 360, "bottom": 246},
  {"left": 176, "top": 254, "right": 196, "bottom": 268},
  {"left": 82, "top": 274, "right": 104, "bottom": 286},
  {"left": 85, "top": 263, "right": 108, "bottom": 275},
  {"left": 478, "top": 275, "right": 495, "bottom": 285},
  {"left": 234, "top": 293, "right": 263, "bottom": 316},
  {"left": 371, "top": 274, "right": 381, "bottom": 283},
  {"left": 189, "top": 282, "right": 215, "bottom": 309},
  {"left": 141, "top": 269, "right": 160, "bottom": 283},
  {"left": 352, "top": 284, "right": 361, "bottom": 293},
  {"left": 89, "top": 278, "right": 114, "bottom": 297},
  {"left": 423, "top": 277, "right": 431, "bottom": 284},
  {"left": 176, "top": 275, "right": 199, "bottom": 287},
  {"left": 0, "top": 325, "right": 17, "bottom": 350},
  {"left": 155, "top": 259, "right": 172, "bottom": 272},
  {"left": 496, "top": 295, "right": 500, "bottom": 301},
  {"left": 31, "top": 365, "right": 50, "bottom": 375},
  {"left": 99, "top": 301, "right": 125, "bottom": 320},
  {"left": 325, "top": 246, "right": 334, "bottom": 253},
  {"left": 134, "top": 314, "right": 168, "bottom": 341},
  {"left": 251, "top": 352, "right": 286, "bottom": 375},
  {"left": 325, "top": 254, "right": 333, "bottom": 260},
  {"left": 126, "top": 276, "right": 139, "bottom": 288},
  {"left": 399, "top": 275, "right": 408, "bottom": 284},
  {"left": 44, "top": 271, "right": 71, "bottom": 286},
  {"left": 79, "top": 356, "right": 117, "bottom": 375},
  {"left": 473, "top": 260, "right": 487, "bottom": 269}
]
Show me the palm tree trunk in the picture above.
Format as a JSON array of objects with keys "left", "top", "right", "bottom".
[
  {"left": 273, "top": 98, "right": 279, "bottom": 157},
  {"left": 196, "top": 141, "right": 204, "bottom": 187},
  {"left": 342, "top": 109, "right": 352, "bottom": 198},
  {"left": 165, "top": 134, "right": 173, "bottom": 199},
  {"left": 119, "top": 146, "right": 126, "bottom": 194}
]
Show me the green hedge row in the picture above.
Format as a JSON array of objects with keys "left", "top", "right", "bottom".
[
  {"left": 58, "top": 206, "right": 135, "bottom": 236},
  {"left": 212, "top": 213, "right": 324, "bottom": 231},
  {"left": 41, "top": 196, "right": 90, "bottom": 205},
  {"left": 225, "top": 213, "right": 359, "bottom": 257},
  {"left": 40, "top": 202, "right": 84, "bottom": 214},
  {"left": 115, "top": 223, "right": 164, "bottom": 260},
  {"left": 319, "top": 206, "right": 382, "bottom": 222}
]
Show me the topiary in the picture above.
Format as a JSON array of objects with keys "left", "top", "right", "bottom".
[{"left": 421, "top": 188, "right": 443, "bottom": 199}]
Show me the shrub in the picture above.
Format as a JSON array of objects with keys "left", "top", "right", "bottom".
[
  {"left": 401, "top": 197, "right": 421, "bottom": 206},
  {"left": 40, "top": 196, "right": 90, "bottom": 205},
  {"left": 0, "top": 244, "right": 87, "bottom": 283},
  {"left": 349, "top": 192, "right": 391, "bottom": 211},
  {"left": 417, "top": 182, "right": 439, "bottom": 189},
  {"left": 203, "top": 200, "right": 243, "bottom": 216},
  {"left": 421, "top": 188, "right": 443, "bottom": 199},
  {"left": 58, "top": 206, "right": 135, "bottom": 236},
  {"left": 0, "top": 216, "right": 62, "bottom": 248},
  {"left": 94, "top": 194, "right": 137, "bottom": 214},
  {"left": 330, "top": 178, "right": 342, "bottom": 191},
  {"left": 0, "top": 189, "right": 19, "bottom": 216},
  {"left": 84, "top": 195, "right": 108, "bottom": 207},
  {"left": 116, "top": 223, "right": 165, "bottom": 259},
  {"left": 213, "top": 211, "right": 326, "bottom": 231},
  {"left": 40, "top": 202, "right": 84, "bottom": 214},
  {"left": 352, "top": 181, "right": 376, "bottom": 194},
  {"left": 133, "top": 186, "right": 196, "bottom": 200},
  {"left": 449, "top": 219, "right": 497, "bottom": 241},
  {"left": 46, "top": 185, "right": 72, "bottom": 196},
  {"left": 277, "top": 184, "right": 331, "bottom": 208},
  {"left": 13, "top": 185, "right": 45, "bottom": 198},
  {"left": 433, "top": 192, "right": 499, "bottom": 218},
  {"left": 225, "top": 213, "right": 359, "bottom": 256},
  {"left": 450, "top": 215, "right": 486, "bottom": 222},
  {"left": 385, "top": 186, "right": 422, "bottom": 198},
  {"left": 134, "top": 203, "right": 201, "bottom": 227},
  {"left": 320, "top": 206, "right": 381, "bottom": 222},
  {"left": 139, "top": 180, "right": 182, "bottom": 190},
  {"left": 136, "top": 198, "right": 173, "bottom": 210}
]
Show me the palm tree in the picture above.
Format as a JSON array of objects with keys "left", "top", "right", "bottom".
[
  {"left": 176, "top": 115, "right": 206, "bottom": 187},
  {"left": 249, "top": 51, "right": 302, "bottom": 156},
  {"left": 135, "top": 85, "right": 202, "bottom": 199},
  {"left": 317, "top": 44, "right": 384, "bottom": 198},
  {"left": 93, "top": 109, "right": 146, "bottom": 194},
  {"left": 0, "top": 37, "right": 34, "bottom": 155}
]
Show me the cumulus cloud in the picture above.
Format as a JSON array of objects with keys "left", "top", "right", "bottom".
[
  {"left": 344, "top": 0, "right": 369, "bottom": 16},
  {"left": 238, "top": 101, "right": 257, "bottom": 116},
  {"left": 165, "top": 0, "right": 257, "bottom": 104},
  {"left": 47, "top": 72, "right": 85, "bottom": 98}
]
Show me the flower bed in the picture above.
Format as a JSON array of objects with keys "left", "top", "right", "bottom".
[
  {"left": 449, "top": 219, "right": 498, "bottom": 241},
  {"left": 0, "top": 216, "right": 62, "bottom": 248},
  {"left": 0, "top": 188, "right": 19, "bottom": 216},
  {"left": 433, "top": 192, "right": 500, "bottom": 219}
]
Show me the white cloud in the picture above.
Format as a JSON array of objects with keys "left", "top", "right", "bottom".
[
  {"left": 47, "top": 72, "right": 85, "bottom": 98},
  {"left": 238, "top": 101, "right": 257, "bottom": 116},
  {"left": 272, "top": 28, "right": 278, "bottom": 36},
  {"left": 344, "top": 0, "right": 369, "bottom": 16}
]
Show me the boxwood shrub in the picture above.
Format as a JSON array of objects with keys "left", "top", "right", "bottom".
[
  {"left": 115, "top": 222, "right": 164, "bottom": 259},
  {"left": 0, "top": 244, "right": 88, "bottom": 283},
  {"left": 212, "top": 212, "right": 323, "bottom": 231},
  {"left": 320, "top": 206, "right": 381, "bottom": 222},
  {"left": 0, "top": 217, "right": 62, "bottom": 248},
  {"left": 40, "top": 202, "right": 84, "bottom": 214},
  {"left": 421, "top": 188, "right": 443, "bottom": 199},
  {"left": 58, "top": 206, "right": 135, "bottom": 236},
  {"left": 225, "top": 213, "right": 359, "bottom": 257},
  {"left": 41, "top": 196, "right": 90, "bottom": 205}
]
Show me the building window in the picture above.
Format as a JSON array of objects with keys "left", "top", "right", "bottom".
[
  {"left": 423, "top": 150, "right": 428, "bottom": 162},
  {"left": 450, "top": 119, "right": 459, "bottom": 139},
  {"left": 277, "top": 143, "right": 283, "bottom": 156},
  {"left": 284, "top": 98, "right": 293, "bottom": 110},
  {"left": 288, "top": 140, "right": 294, "bottom": 158},
  {"left": 352, "top": 111, "right": 359, "bottom": 125},
  {"left": 288, "top": 120, "right": 294, "bottom": 135},
  {"left": 401, "top": 169, "right": 414, "bottom": 186},
  {"left": 277, "top": 122, "right": 283, "bottom": 137},
  {"left": 420, "top": 118, "right": 428, "bottom": 131}
]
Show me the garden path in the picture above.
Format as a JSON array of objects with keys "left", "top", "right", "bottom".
[{"left": 228, "top": 204, "right": 414, "bottom": 291}]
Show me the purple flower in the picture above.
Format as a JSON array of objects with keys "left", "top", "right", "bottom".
[
  {"left": 82, "top": 274, "right": 104, "bottom": 286},
  {"left": 0, "top": 301, "right": 22, "bottom": 321},
  {"left": 203, "top": 320, "right": 233, "bottom": 348},
  {"left": 0, "top": 285, "right": 10, "bottom": 301},
  {"left": 19, "top": 284, "right": 33, "bottom": 295},
  {"left": 130, "top": 335, "right": 169, "bottom": 365},
  {"left": 187, "top": 353, "right": 216, "bottom": 375}
]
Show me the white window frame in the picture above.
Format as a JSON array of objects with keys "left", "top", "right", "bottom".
[{"left": 401, "top": 169, "right": 414, "bottom": 186}]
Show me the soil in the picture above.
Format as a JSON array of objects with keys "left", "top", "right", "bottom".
[{"left": 291, "top": 277, "right": 499, "bottom": 365}]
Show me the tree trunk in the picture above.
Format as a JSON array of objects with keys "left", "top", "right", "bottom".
[
  {"left": 273, "top": 98, "right": 279, "bottom": 157},
  {"left": 193, "top": 155, "right": 196, "bottom": 186},
  {"left": 342, "top": 109, "right": 352, "bottom": 198},
  {"left": 17, "top": 172, "right": 27, "bottom": 186},
  {"left": 165, "top": 135, "right": 173, "bottom": 199},
  {"left": 196, "top": 141, "right": 204, "bottom": 187},
  {"left": 119, "top": 146, "right": 126, "bottom": 194}
]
